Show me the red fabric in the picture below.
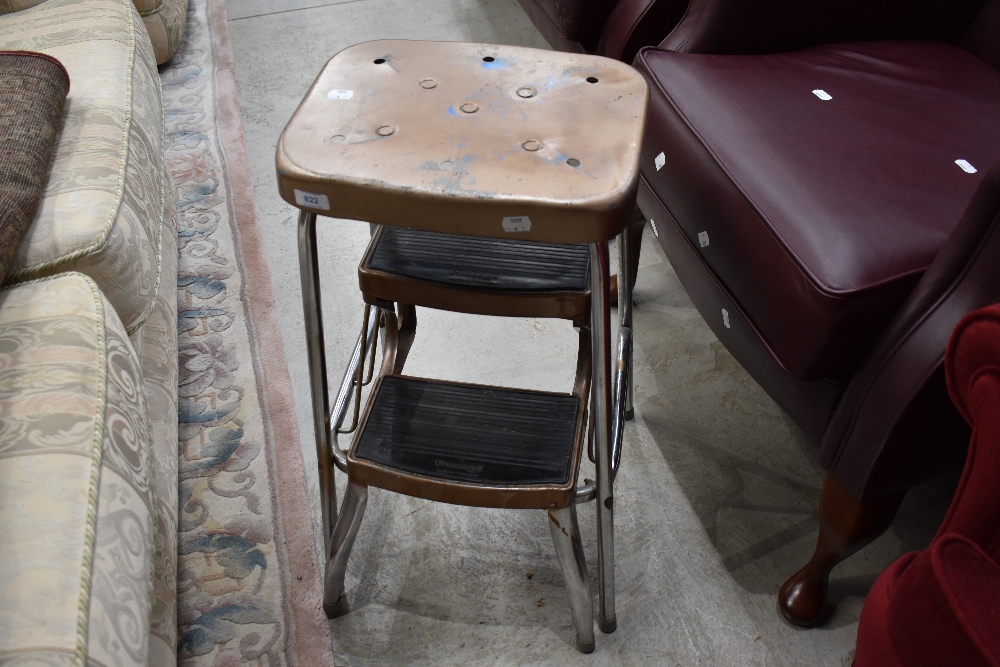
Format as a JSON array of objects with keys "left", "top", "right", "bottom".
[
  {"left": 855, "top": 554, "right": 911, "bottom": 667},
  {"left": 856, "top": 304, "right": 1000, "bottom": 666},
  {"left": 943, "top": 304, "right": 1000, "bottom": 559}
]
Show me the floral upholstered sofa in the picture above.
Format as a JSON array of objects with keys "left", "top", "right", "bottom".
[{"left": 0, "top": 0, "right": 186, "bottom": 662}]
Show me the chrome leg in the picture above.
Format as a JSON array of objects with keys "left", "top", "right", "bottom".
[
  {"left": 332, "top": 305, "right": 380, "bottom": 437},
  {"left": 298, "top": 211, "right": 336, "bottom": 554},
  {"left": 617, "top": 227, "right": 635, "bottom": 420},
  {"left": 324, "top": 480, "right": 369, "bottom": 617},
  {"left": 589, "top": 241, "right": 616, "bottom": 633},
  {"left": 548, "top": 505, "right": 595, "bottom": 653}
]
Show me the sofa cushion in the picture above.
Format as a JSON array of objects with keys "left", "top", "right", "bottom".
[
  {"left": 636, "top": 41, "right": 1000, "bottom": 378},
  {"left": 0, "top": 0, "right": 167, "bottom": 335},
  {"left": 0, "top": 51, "right": 68, "bottom": 284},
  {"left": 0, "top": 272, "right": 154, "bottom": 664}
]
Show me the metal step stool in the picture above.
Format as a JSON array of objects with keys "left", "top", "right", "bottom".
[{"left": 276, "top": 39, "right": 648, "bottom": 653}]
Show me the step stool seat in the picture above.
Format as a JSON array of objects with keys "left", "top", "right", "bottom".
[
  {"left": 349, "top": 375, "right": 587, "bottom": 509},
  {"left": 276, "top": 39, "right": 647, "bottom": 244}
]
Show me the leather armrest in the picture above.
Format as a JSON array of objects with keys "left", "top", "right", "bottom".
[
  {"left": 598, "top": 0, "right": 688, "bottom": 62},
  {"left": 659, "top": 0, "right": 984, "bottom": 54},
  {"left": 820, "top": 163, "right": 1000, "bottom": 500}
]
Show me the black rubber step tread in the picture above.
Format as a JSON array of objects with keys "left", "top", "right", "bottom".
[
  {"left": 368, "top": 227, "right": 590, "bottom": 291},
  {"left": 355, "top": 376, "right": 582, "bottom": 485}
]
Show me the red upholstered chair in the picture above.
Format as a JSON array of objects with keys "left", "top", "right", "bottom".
[
  {"left": 855, "top": 304, "right": 1000, "bottom": 666},
  {"left": 633, "top": 0, "right": 1000, "bottom": 625}
]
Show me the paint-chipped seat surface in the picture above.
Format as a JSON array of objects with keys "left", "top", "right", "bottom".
[{"left": 276, "top": 40, "right": 648, "bottom": 244}]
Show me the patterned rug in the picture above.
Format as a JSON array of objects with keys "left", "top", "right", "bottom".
[{"left": 161, "top": 0, "right": 335, "bottom": 663}]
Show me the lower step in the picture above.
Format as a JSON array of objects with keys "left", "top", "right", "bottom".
[{"left": 350, "top": 375, "right": 585, "bottom": 508}]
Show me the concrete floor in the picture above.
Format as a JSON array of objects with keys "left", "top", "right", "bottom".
[{"left": 227, "top": 1, "right": 955, "bottom": 663}]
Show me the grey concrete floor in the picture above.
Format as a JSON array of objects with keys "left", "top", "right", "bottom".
[{"left": 227, "top": 1, "right": 954, "bottom": 664}]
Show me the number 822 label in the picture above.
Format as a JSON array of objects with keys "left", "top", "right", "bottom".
[{"left": 294, "top": 189, "right": 331, "bottom": 211}]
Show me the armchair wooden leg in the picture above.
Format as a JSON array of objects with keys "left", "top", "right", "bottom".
[{"left": 778, "top": 473, "right": 905, "bottom": 627}]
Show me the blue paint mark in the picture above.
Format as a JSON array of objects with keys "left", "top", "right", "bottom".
[
  {"left": 481, "top": 58, "right": 506, "bottom": 69},
  {"left": 448, "top": 106, "right": 457, "bottom": 116}
]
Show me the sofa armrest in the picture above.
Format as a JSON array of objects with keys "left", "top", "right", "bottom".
[
  {"left": 0, "top": 0, "right": 48, "bottom": 14},
  {"left": 659, "top": 0, "right": 984, "bottom": 54},
  {"left": 820, "top": 162, "right": 1000, "bottom": 501},
  {"left": 598, "top": 0, "right": 688, "bottom": 62}
]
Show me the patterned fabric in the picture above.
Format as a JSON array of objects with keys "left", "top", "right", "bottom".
[
  {"left": 0, "top": 51, "right": 68, "bottom": 284},
  {"left": 0, "top": 272, "right": 154, "bottom": 665},
  {"left": 0, "top": 0, "right": 167, "bottom": 336},
  {"left": 139, "top": 0, "right": 189, "bottom": 65},
  {"left": 0, "top": 0, "right": 190, "bottom": 66},
  {"left": 0, "top": 0, "right": 46, "bottom": 12},
  {"left": 130, "top": 172, "right": 179, "bottom": 665},
  {"left": 164, "top": 0, "right": 336, "bottom": 662}
]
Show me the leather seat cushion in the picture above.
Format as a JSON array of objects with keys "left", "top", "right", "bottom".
[{"left": 636, "top": 41, "right": 1000, "bottom": 378}]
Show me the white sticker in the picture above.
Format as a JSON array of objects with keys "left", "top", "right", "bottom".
[
  {"left": 812, "top": 89, "right": 832, "bottom": 101},
  {"left": 649, "top": 219, "right": 659, "bottom": 238},
  {"left": 328, "top": 89, "right": 354, "bottom": 100},
  {"left": 294, "top": 189, "right": 330, "bottom": 210},
  {"left": 654, "top": 152, "right": 666, "bottom": 171},
  {"left": 502, "top": 216, "right": 531, "bottom": 232},
  {"left": 698, "top": 231, "right": 710, "bottom": 247},
  {"left": 722, "top": 308, "right": 731, "bottom": 329},
  {"left": 955, "top": 159, "right": 977, "bottom": 174}
]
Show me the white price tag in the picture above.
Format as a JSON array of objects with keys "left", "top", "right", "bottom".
[
  {"left": 502, "top": 216, "right": 531, "bottom": 232},
  {"left": 955, "top": 159, "right": 977, "bottom": 174},
  {"left": 294, "top": 189, "right": 330, "bottom": 210},
  {"left": 655, "top": 152, "right": 666, "bottom": 171},
  {"left": 698, "top": 231, "right": 710, "bottom": 247},
  {"left": 722, "top": 308, "right": 731, "bottom": 329},
  {"left": 328, "top": 89, "right": 354, "bottom": 100},
  {"left": 812, "top": 89, "right": 832, "bottom": 100}
]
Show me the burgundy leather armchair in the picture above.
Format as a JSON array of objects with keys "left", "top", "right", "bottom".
[
  {"left": 633, "top": 0, "right": 1000, "bottom": 625},
  {"left": 514, "top": 0, "right": 687, "bottom": 62}
]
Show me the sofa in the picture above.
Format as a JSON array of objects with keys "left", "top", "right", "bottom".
[{"left": 0, "top": 0, "right": 183, "bottom": 662}]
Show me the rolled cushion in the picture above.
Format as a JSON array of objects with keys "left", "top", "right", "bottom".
[
  {"left": 636, "top": 41, "right": 1000, "bottom": 378},
  {"left": 0, "top": 272, "right": 154, "bottom": 665},
  {"left": 0, "top": 0, "right": 168, "bottom": 335},
  {"left": 0, "top": 51, "right": 68, "bottom": 284}
]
